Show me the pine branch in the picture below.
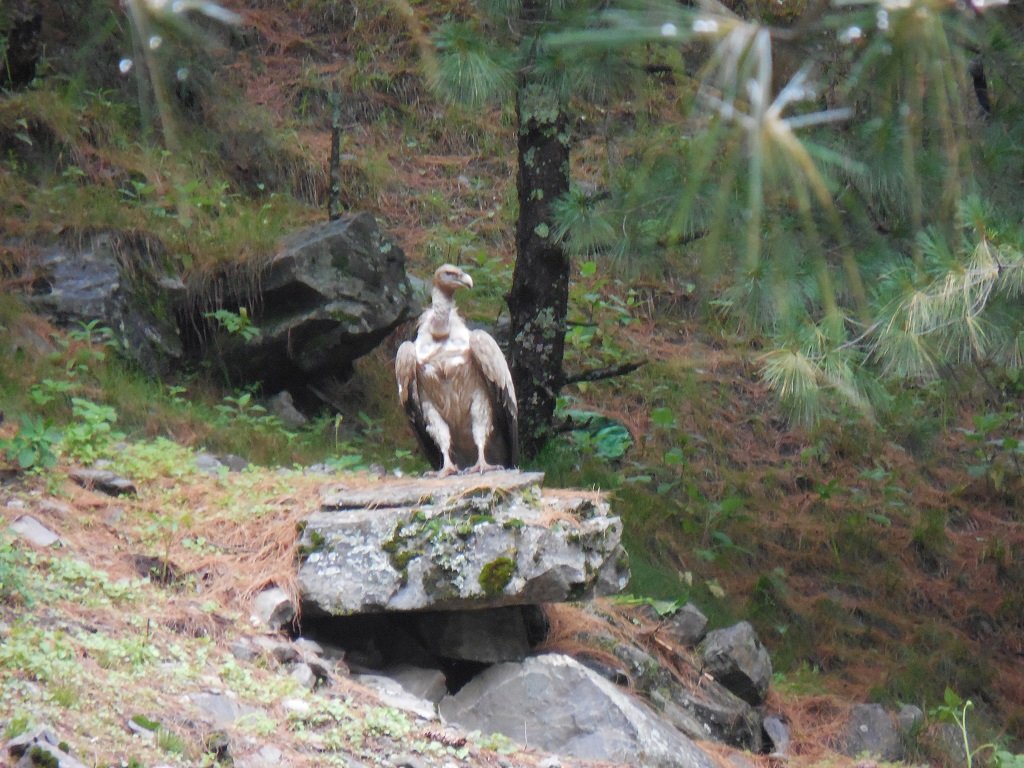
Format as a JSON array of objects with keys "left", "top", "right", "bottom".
[{"left": 564, "top": 360, "right": 645, "bottom": 385}]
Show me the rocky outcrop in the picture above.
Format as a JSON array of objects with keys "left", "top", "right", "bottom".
[
  {"left": 297, "top": 471, "right": 629, "bottom": 614},
  {"left": 24, "top": 231, "right": 185, "bottom": 375},
  {"left": 189, "top": 212, "right": 415, "bottom": 396},
  {"left": 439, "top": 654, "right": 716, "bottom": 768}
]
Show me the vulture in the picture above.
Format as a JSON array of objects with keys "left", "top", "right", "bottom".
[{"left": 396, "top": 264, "right": 518, "bottom": 476}]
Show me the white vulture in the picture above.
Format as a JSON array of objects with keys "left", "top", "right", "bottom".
[{"left": 395, "top": 264, "right": 518, "bottom": 476}]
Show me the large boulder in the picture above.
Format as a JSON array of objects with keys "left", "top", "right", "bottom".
[
  {"left": 438, "top": 653, "right": 716, "bottom": 768},
  {"left": 191, "top": 212, "right": 415, "bottom": 394},
  {"left": 24, "top": 231, "right": 185, "bottom": 374},
  {"left": 297, "top": 471, "right": 630, "bottom": 614}
]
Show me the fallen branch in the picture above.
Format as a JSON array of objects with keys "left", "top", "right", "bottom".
[{"left": 563, "top": 359, "right": 646, "bottom": 386}]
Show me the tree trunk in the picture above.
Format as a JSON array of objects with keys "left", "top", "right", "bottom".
[{"left": 508, "top": 76, "right": 571, "bottom": 457}]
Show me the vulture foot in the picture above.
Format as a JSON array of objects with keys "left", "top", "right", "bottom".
[
  {"left": 464, "top": 460, "right": 503, "bottom": 474},
  {"left": 429, "top": 465, "right": 460, "bottom": 478}
]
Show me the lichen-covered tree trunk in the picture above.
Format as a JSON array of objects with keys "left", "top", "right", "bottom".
[{"left": 508, "top": 77, "right": 571, "bottom": 458}]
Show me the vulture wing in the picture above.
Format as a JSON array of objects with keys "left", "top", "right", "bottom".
[
  {"left": 395, "top": 340, "right": 443, "bottom": 471},
  {"left": 469, "top": 329, "right": 519, "bottom": 467}
]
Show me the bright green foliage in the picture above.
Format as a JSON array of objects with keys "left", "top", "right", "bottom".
[
  {"left": 204, "top": 308, "right": 261, "bottom": 342},
  {"left": 0, "top": 416, "right": 62, "bottom": 470},
  {"left": 0, "top": 537, "right": 35, "bottom": 606},
  {"left": 61, "top": 398, "right": 124, "bottom": 464}
]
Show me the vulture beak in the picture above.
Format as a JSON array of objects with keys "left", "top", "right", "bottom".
[{"left": 461, "top": 272, "right": 474, "bottom": 289}]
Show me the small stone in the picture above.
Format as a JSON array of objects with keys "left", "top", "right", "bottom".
[
  {"left": 293, "top": 637, "right": 324, "bottom": 657},
  {"left": 897, "top": 703, "right": 924, "bottom": 734},
  {"left": 252, "top": 636, "right": 300, "bottom": 664},
  {"left": 662, "top": 603, "right": 709, "bottom": 647},
  {"left": 282, "top": 698, "right": 310, "bottom": 714},
  {"left": 290, "top": 663, "right": 317, "bottom": 689},
  {"left": 68, "top": 468, "right": 136, "bottom": 496},
  {"left": 220, "top": 454, "right": 249, "bottom": 472},
  {"left": 9, "top": 515, "right": 61, "bottom": 547},
  {"left": 195, "top": 453, "right": 225, "bottom": 473},
  {"left": 700, "top": 621, "right": 772, "bottom": 706},
  {"left": 205, "top": 730, "right": 230, "bottom": 762},
  {"left": 191, "top": 691, "right": 257, "bottom": 726},
  {"left": 36, "top": 499, "right": 72, "bottom": 518},
  {"left": 230, "top": 639, "right": 259, "bottom": 663},
  {"left": 126, "top": 717, "right": 157, "bottom": 740},
  {"left": 842, "top": 703, "right": 904, "bottom": 761},
  {"left": 7, "top": 727, "right": 59, "bottom": 756},
  {"left": 763, "top": 714, "right": 790, "bottom": 756},
  {"left": 267, "top": 391, "right": 307, "bottom": 429},
  {"left": 251, "top": 587, "right": 295, "bottom": 631}
]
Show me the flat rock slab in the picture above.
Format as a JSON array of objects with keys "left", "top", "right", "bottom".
[{"left": 298, "top": 471, "right": 630, "bottom": 614}]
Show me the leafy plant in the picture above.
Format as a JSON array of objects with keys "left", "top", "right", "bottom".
[
  {"left": 61, "top": 398, "right": 124, "bottom": 464},
  {"left": 0, "top": 416, "right": 61, "bottom": 470},
  {"left": 961, "top": 408, "right": 1024, "bottom": 496},
  {"left": 0, "top": 536, "right": 35, "bottom": 606},
  {"left": 930, "top": 688, "right": 1024, "bottom": 768},
  {"left": 204, "top": 308, "right": 261, "bottom": 342}
]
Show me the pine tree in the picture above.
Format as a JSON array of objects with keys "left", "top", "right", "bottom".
[
  {"left": 427, "top": 0, "right": 637, "bottom": 455},
  {"left": 541, "top": 0, "right": 1024, "bottom": 424}
]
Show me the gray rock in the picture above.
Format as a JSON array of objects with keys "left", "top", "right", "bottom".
[
  {"left": 293, "top": 637, "right": 324, "bottom": 656},
  {"left": 924, "top": 721, "right": 969, "bottom": 767},
  {"left": 763, "top": 714, "right": 790, "bottom": 756},
  {"left": 355, "top": 674, "right": 438, "bottom": 720},
  {"left": 662, "top": 603, "right": 708, "bottom": 647},
  {"left": 25, "top": 232, "right": 185, "bottom": 374},
  {"left": 251, "top": 635, "right": 300, "bottom": 664},
  {"left": 700, "top": 621, "right": 772, "bottom": 706},
  {"left": 662, "top": 676, "right": 764, "bottom": 752},
  {"left": 267, "top": 391, "right": 308, "bottom": 429},
  {"left": 68, "top": 468, "right": 136, "bottom": 497},
  {"left": 221, "top": 454, "right": 249, "bottom": 473},
  {"left": 384, "top": 664, "right": 448, "bottom": 704},
  {"left": 13, "top": 740, "right": 88, "bottom": 768},
  {"left": 195, "top": 452, "right": 226, "bottom": 473},
  {"left": 841, "top": 703, "right": 904, "bottom": 761},
  {"left": 299, "top": 471, "right": 629, "bottom": 614},
  {"left": 196, "top": 212, "right": 415, "bottom": 392},
  {"left": 438, "top": 654, "right": 715, "bottom": 768},
  {"left": 251, "top": 586, "right": 295, "bottom": 630},
  {"left": 190, "top": 691, "right": 259, "bottom": 726},
  {"left": 8, "top": 514, "right": 61, "bottom": 547},
  {"left": 229, "top": 638, "right": 260, "bottom": 663},
  {"left": 290, "top": 662, "right": 317, "bottom": 689},
  {"left": 898, "top": 703, "right": 924, "bottom": 735}
]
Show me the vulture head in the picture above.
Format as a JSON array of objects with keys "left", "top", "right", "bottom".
[{"left": 433, "top": 264, "right": 473, "bottom": 296}]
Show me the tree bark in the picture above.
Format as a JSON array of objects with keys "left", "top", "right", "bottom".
[{"left": 508, "top": 74, "right": 571, "bottom": 457}]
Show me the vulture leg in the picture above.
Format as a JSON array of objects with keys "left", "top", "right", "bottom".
[
  {"left": 466, "top": 393, "right": 501, "bottom": 474},
  {"left": 422, "top": 401, "right": 458, "bottom": 477}
]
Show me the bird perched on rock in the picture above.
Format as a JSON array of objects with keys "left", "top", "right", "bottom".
[{"left": 396, "top": 264, "right": 518, "bottom": 476}]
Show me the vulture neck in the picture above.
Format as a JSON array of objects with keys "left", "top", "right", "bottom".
[{"left": 428, "top": 286, "right": 458, "bottom": 339}]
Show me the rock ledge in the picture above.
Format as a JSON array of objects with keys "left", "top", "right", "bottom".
[{"left": 298, "top": 470, "right": 630, "bottom": 614}]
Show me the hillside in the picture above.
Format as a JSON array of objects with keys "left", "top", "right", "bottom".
[{"left": 1, "top": 0, "right": 1023, "bottom": 765}]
